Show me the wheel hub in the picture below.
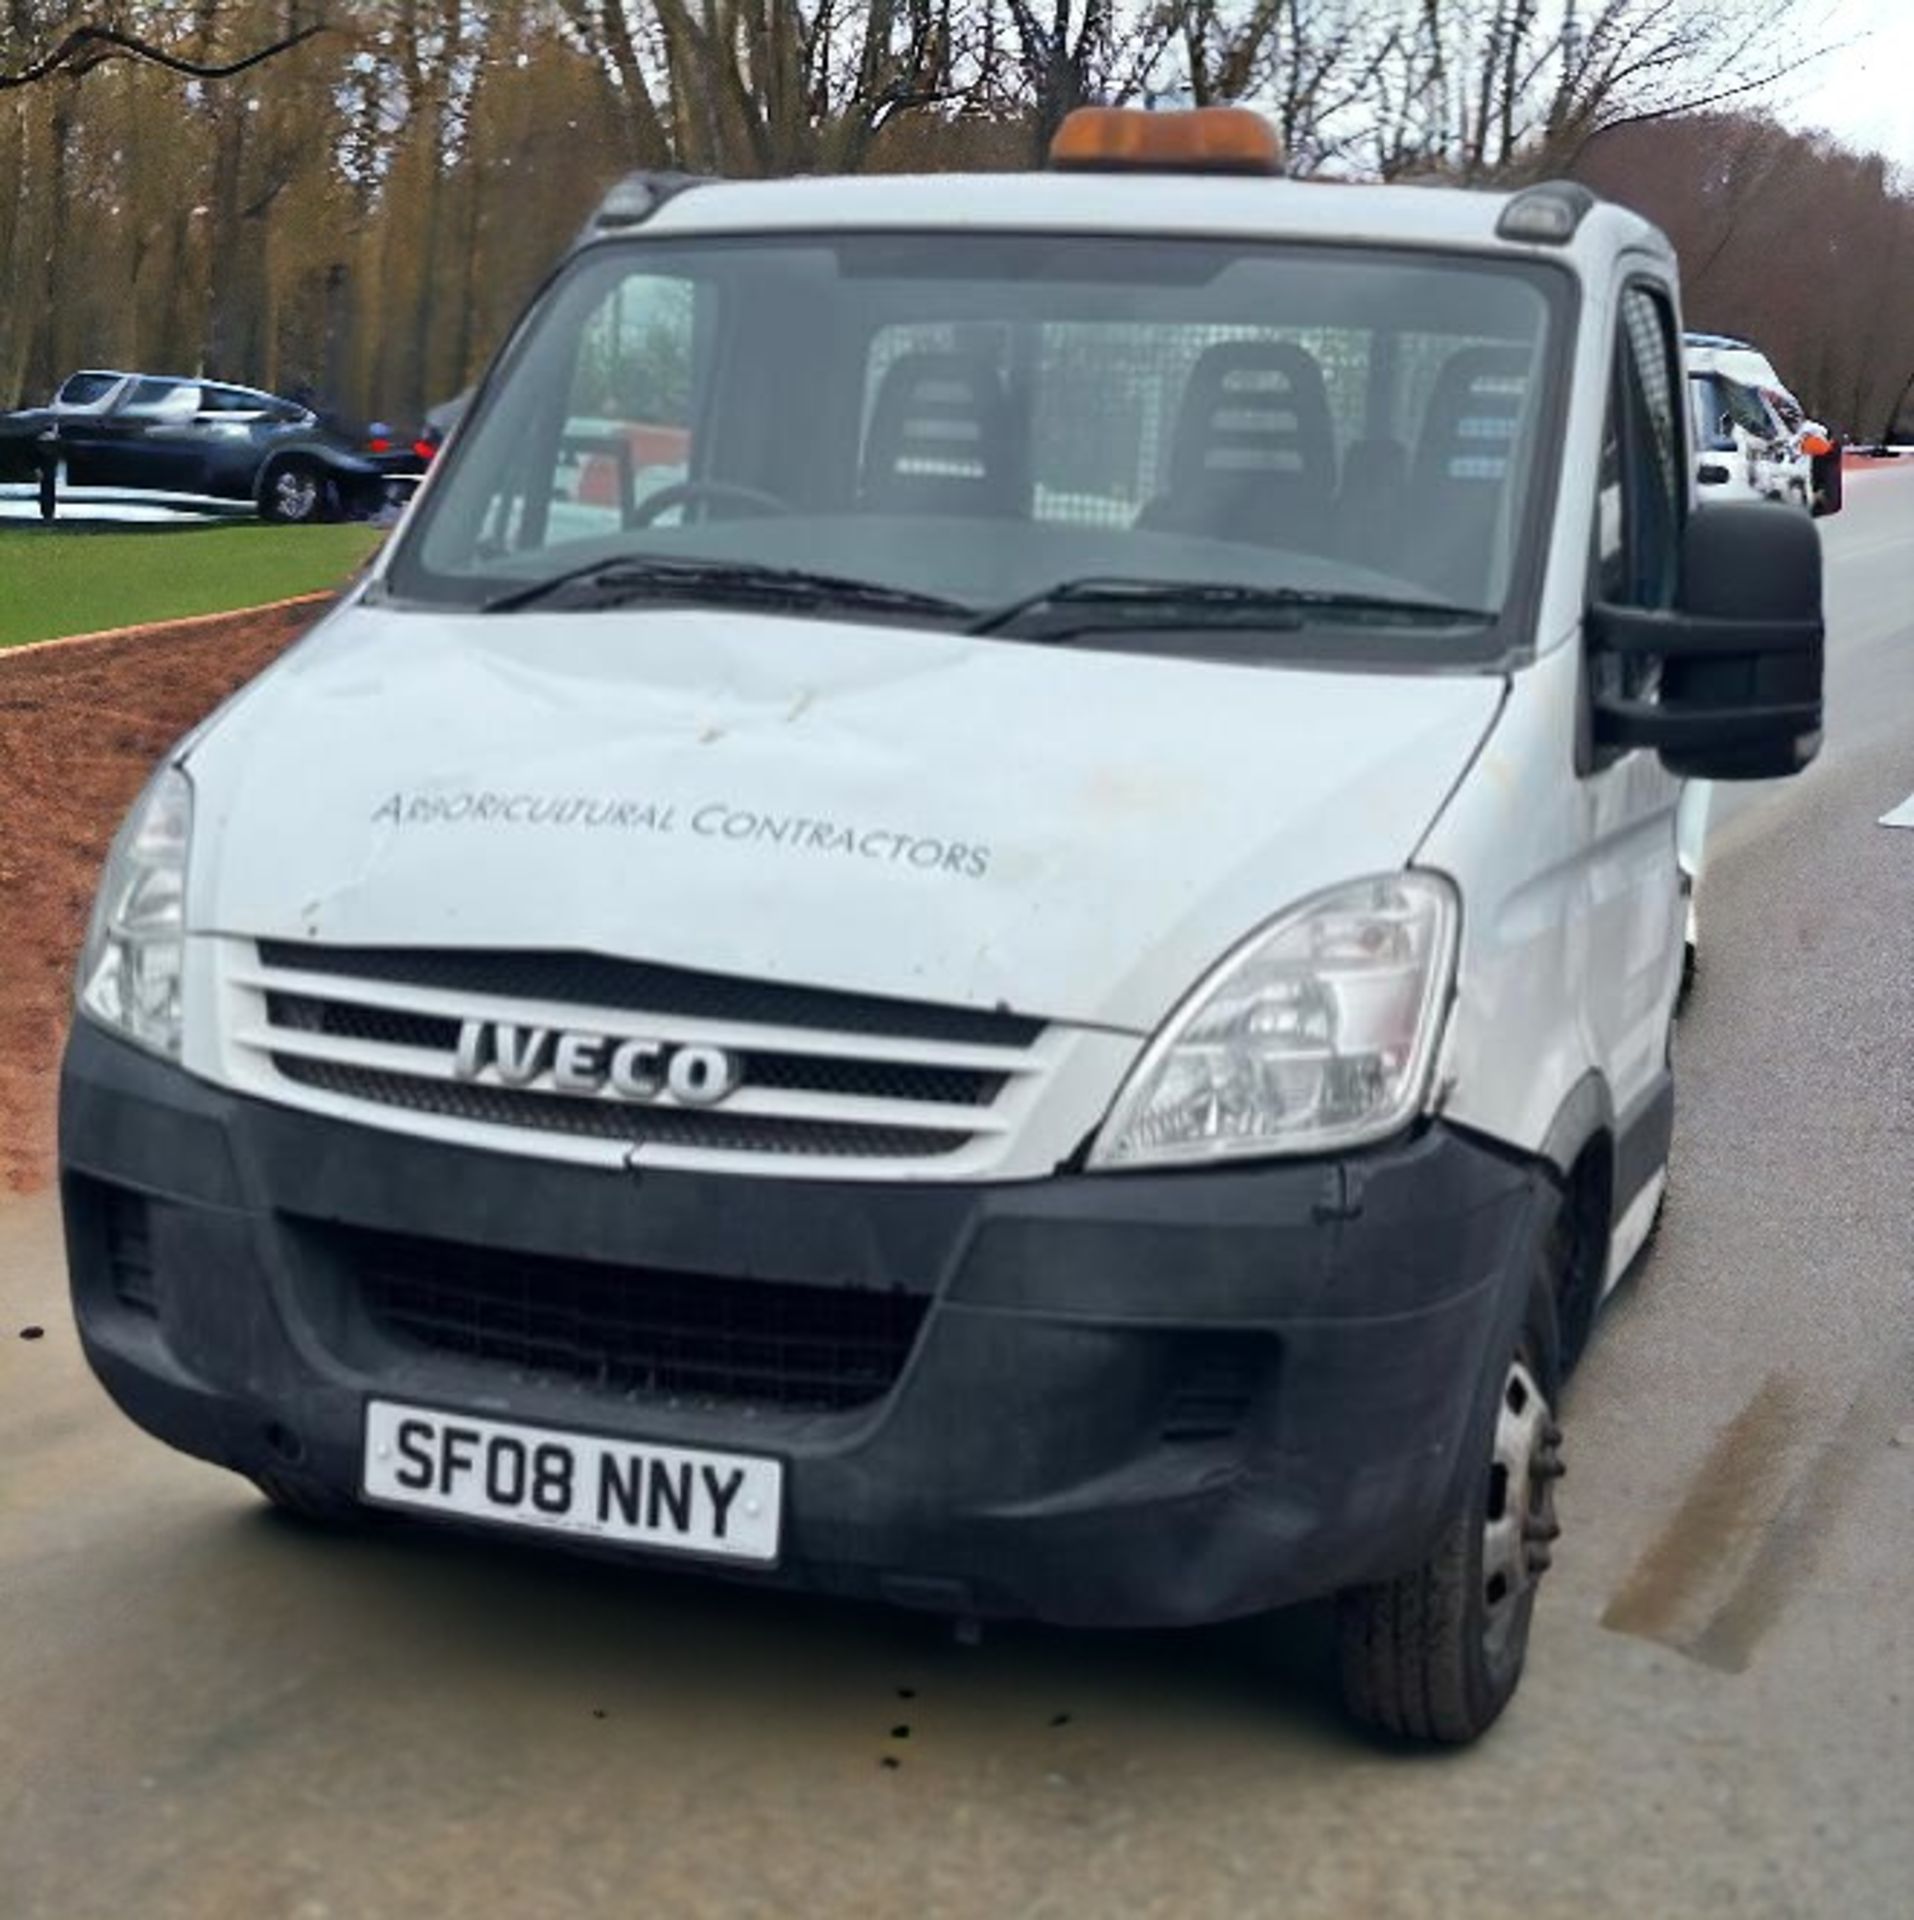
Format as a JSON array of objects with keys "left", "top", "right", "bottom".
[
  {"left": 1481, "top": 1358, "right": 1562, "bottom": 1650},
  {"left": 276, "top": 470, "right": 318, "bottom": 517}
]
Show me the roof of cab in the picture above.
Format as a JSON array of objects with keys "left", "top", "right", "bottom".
[{"left": 621, "top": 171, "right": 1674, "bottom": 273}]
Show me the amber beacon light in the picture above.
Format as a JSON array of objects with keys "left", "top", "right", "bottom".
[{"left": 1047, "top": 106, "right": 1285, "bottom": 176}]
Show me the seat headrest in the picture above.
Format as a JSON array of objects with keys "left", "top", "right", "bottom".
[
  {"left": 860, "top": 349, "right": 1021, "bottom": 515},
  {"left": 1413, "top": 344, "right": 1533, "bottom": 490},
  {"left": 1167, "top": 340, "right": 1336, "bottom": 495}
]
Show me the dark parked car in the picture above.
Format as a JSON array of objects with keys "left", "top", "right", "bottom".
[{"left": 0, "top": 370, "right": 434, "bottom": 523}]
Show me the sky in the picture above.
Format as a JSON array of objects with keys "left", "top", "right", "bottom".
[{"left": 1776, "top": 0, "right": 1914, "bottom": 171}]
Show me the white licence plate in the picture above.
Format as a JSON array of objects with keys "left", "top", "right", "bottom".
[{"left": 361, "top": 1400, "right": 782, "bottom": 1564}]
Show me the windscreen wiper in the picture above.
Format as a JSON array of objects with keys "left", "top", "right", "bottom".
[
  {"left": 966, "top": 576, "right": 1493, "bottom": 641},
  {"left": 482, "top": 555, "right": 970, "bottom": 620}
]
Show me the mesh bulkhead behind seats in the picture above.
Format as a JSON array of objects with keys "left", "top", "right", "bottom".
[
  {"left": 1402, "top": 343, "right": 1533, "bottom": 605},
  {"left": 1137, "top": 340, "right": 1338, "bottom": 552},
  {"left": 1335, "top": 438, "right": 1410, "bottom": 559},
  {"left": 858, "top": 350, "right": 1027, "bottom": 516}
]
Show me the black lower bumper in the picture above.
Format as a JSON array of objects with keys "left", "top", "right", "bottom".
[{"left": 59, "top": 1020, "right": 1553, "bottom": 1628}]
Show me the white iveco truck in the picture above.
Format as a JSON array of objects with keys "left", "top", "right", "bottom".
[{"left": 61, "top": 108, "right": 1827, "bottom": 1743}]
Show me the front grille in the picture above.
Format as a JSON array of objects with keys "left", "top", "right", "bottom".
[
  {"left": 335, "top": 1224, "right": 928, "bottom": 1413},
  {"left": 275, "top": 1057, "right": 972, "bottom": 1158},
  {"left": 239, "top": 941, "right": 1046, "bottom": 1171},
  {"left": 266, "top": 993, "right": 1007, "bottom": 1108},
  {"left": 258, "top": 941, "right": 1043, "bottom": 1048}
]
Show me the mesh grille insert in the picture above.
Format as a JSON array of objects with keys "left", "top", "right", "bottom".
[
  {"left": 332, "top": 1224, "right": 928, "bottom": 1412},
  {"left": 264, "top": 992, "right": 1007, "bottom": 1108},
  {"left": 274, "top": 1055, "right": 973, "bottom": 1158}
]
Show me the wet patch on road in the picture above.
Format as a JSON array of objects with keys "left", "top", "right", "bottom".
[{"left": 1602, "top": 1358, "right": 1909, "bottom": 1671}]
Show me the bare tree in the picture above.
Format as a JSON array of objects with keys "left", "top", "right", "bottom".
[
  {"left": 0, "top": 0, "right": 1893, "bottom": 429},
  {"left": 1582, "top": 109, "right": 1914, "bottom": 440},
  {"left": 1351, "top": 0, "right": 1828, "bottom": 183},
  {"left": 549, "top": 0, "right": 961, "bottom": 176},
  {"left": 1, "top": 20, "right": 327, "bottom": 91},
  {"left": 994, "top": 1, "right": 1159, "bottom": 159}
]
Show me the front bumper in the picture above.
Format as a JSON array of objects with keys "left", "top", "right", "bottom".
[{"left": 60, "top": 1019, "right": 1552, "bottom": 1628}]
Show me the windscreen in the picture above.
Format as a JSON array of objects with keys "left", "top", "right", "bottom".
[{"left": 392, "top": 232, "right": 1565, "bottom": 656}]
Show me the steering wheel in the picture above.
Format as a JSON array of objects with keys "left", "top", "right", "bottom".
[{"left": 630, "top": 480, "right": 792, "bottom": 528}]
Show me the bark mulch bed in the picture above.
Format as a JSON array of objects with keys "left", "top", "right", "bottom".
[{"left": 0, "top": 598, "right": 324, "bottom": 1194}]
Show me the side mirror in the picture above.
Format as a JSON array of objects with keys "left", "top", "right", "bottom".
[{"left": 1589, "top": 504, "right": 1823, "bottom": 781}]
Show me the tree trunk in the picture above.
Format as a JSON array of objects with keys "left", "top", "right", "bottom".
[
  {"left": 203, "top": 94, "right": 247, "bottom": 376},
  {"left": 23, "top": 83, "right": 75, "bottom": 400},
  {"left": 0, "top": 98, "right": 29, "bottom": 402}
]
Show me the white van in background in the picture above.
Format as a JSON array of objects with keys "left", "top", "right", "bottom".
[
  {"left": 1676, "top": 332, "right": 1842, "bottom": 982},
  {"left": 1685, "top": 349, "right": 1798, "bottom": 504},
  {"left": 1683, "top": 332, "right": 1837, "bottom": 512}
]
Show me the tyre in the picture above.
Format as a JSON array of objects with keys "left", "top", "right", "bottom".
[
  {"left": 1336, "top": 1229, "right": 1565, "bottom": 1745},
  {"left": 1635, "top": 1179, "right": 1668, "bottom": 1269},
  {"left": 252, "top": 1471, "right": 361, "bottom": 1528},
  {"left": 1677, "top": 868, "right": 1698, "bottom": 1013},
  {"left": 260, "top": 457, "right": 331, "bottom": 525}
]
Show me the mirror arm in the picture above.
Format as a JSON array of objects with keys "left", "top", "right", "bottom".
[
  {"left": 1588, "top": 602, "right": 1822, "bottom": 659},
  {"left": 1593, "top": 696, "right": 1821, "bottom": 753}
]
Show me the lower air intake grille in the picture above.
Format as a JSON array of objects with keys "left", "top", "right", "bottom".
[
  {"left": 103, "top": 1187, "right": 159, "bottom": 1315},
  {"left": 1157, "top": 1338, "right": 1274, "bottom": 1444},
  {"left": 337, "top": 1225, "right": 928, "bottom": 1413}
]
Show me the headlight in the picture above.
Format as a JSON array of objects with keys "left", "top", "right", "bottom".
[
  {"left": 77, "top": 764, "right": 192, "bottom": 1058},
  {"left": 1090, "top": 872, "right": 1458, "bottom": 1170}
]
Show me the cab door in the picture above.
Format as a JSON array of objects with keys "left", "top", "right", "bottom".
[{"left": 1581, "top": 284, "right": 1686, "bottom": 1141}]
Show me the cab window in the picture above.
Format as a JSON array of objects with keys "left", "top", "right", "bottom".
[
  {"left": 1597, "top": 288, "right": 1681, "bottom": 612},
  {"left": 55, "top": 372, "right": 120, "bottom": 408},
  {"left": 557, "top": 274, "right": 698, "bottom": 539},
  {"left": 120, "top": 379, "right": 203, "bottom": 418},
  {"left": 1687, "top": 374, "right": 1738, "bottom": 453},
  {"left": 198, "top": 387, "right": 272, "bottom": 416}
]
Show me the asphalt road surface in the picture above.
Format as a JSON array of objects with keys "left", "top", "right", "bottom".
[{"left": 5, "top": 477, "right": 1912, "bottom": 1919}]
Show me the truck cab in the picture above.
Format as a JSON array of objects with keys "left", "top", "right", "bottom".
[{"left": 60, "top": 111, "right": 1825, "bottom": 1745}]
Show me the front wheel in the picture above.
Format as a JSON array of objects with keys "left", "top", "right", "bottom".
[
  {"left": 260, "top": 457, "right": 332, "bottom": 525},
  {"left": 1336, "top": 1263, "right": 1564, "bottom": 1744}
]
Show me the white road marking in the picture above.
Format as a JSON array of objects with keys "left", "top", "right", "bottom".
[{"left": 0, "top": 484, "right": 247, "bottom": 526}]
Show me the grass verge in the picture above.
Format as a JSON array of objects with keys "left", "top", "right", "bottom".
[{"left": 0, "top": 521, "right": 383, "bottom": 650}]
